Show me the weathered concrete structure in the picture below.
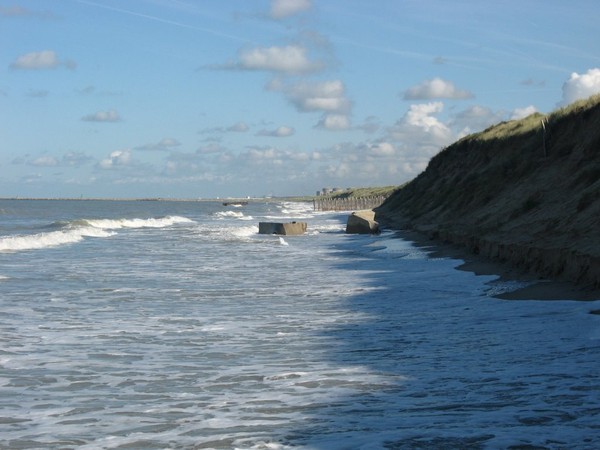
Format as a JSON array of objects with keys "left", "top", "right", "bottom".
[
  {"left": 258, "top": 221, "right": 307, "bottom": 235},
  {"left": 345, "top": 210, "right": 380, "bottom": 234}
]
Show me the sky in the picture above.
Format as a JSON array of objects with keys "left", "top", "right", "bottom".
[{"left": 1, "top": 0, "right": 600, "bottom": 199}]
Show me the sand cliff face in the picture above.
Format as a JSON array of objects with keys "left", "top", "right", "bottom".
[{"left": 376, "top": 95, "right": 600, "bottom": 288}]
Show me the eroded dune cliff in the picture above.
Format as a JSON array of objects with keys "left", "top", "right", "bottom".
[{"left": 376, "top": 95, "right": 600, "bottom": 287}]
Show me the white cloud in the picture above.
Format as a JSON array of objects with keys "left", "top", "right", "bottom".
[
  {"left": 62, "top": 151, "right": 93, "bottom": 167},
  {"left": 270, "top": 0, "right": 312, "bottom": 19},
  {"left": 403, "top": 77, "right": 473, "bottom": 100},
  {"left": 136, "top": 138, "right": 181, "bottom": 151},
  {"left": 11, "top": 50, "right": 58, "bottom": 69},
  {"left": 451, "top": 105, "right": 505, "bottom": 135},
  {"left": 31, "top": 156, "right": 58, "bottom": 167},
  {"left": 560, "top": 68, "right": 600, "bottom": 106},
  {"left": 317, "top": 137, "right": 424, "bottom": 187},
  {"left": 82, "top": 109, "right": 121, "bottom": 123},
  {"left": 227, "top": 121, "right": 249, "bottom": 132},
  {"left": 245, "top": 147, "right": 279, "bottom": 162},
  {"left": 16, "top": 152, "right": 93, "bottom": 168},
  {"left": 316, "top": 114, "right": 350, "bottom": 131},
  {"left": 196, "top": 143, "right": 227, "bottom": 154},
  {"left": 511, "top": 105, "right": 538, "bottom": 120},
  {"left": 10, "top": 50, "right": 75, "bottom": 70},
  {"left": 238, "top": 45, "right": 321, "bottom": 74},
  {"left": 368, "top": 142, "right": 396, "bottom": 157},
  {"left": 271, "top": 79, "right": 351, "bottom": 113},
  {"left": 326, "top": 161, "right": 351, "bottom": 178},
  {"left": 99, "top": 150, "right": 131, "bottom": 169},
  {"left": 388, "top": 102, "right": 454, "bottom": 151},
  {"left": 257, "top": 126, "right": 295, "bottom": 137},
  {"left": 403, "top": 102, "right": 449, "bottom": 132},
  {"left": 201, "top": 122, "right": 249, "bottom": 135},
  {"left": 355, "top": 116, "right": 381, "bottom": 134}
]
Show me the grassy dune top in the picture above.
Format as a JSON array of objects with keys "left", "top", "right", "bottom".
[{"left": 318, "top": 186, "right": 400, "bottom": 200}]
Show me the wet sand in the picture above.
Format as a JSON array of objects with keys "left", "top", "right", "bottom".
[{"left": 393, "top": 229, "right": 600, "bottom": 302}]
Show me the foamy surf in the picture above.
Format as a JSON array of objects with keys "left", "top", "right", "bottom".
[
  {"left": 214, "top": 210, "right": 253, "bottom": 221},
  {"left": 83, "top": 215, "right": 193, "bottom": 229},
  {"left": 0, "top": 215, "right": 194, "bottom": 252},
  {"left": 192, "top": 223, "right": 259, "bottom": 242},
  {"left": 0, "top": 227, "right": 115, "bottom": 252},
  {"left": 2, "top": 199, "right": 598, "bottom": 450}
]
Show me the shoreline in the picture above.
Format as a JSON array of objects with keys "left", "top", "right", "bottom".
[{"left": 389, "top": 228, "right": 600, "bottom": 302}]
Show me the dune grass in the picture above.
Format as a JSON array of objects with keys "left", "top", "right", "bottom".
[{"left": 320, "top": 185, "right": 401, "bottom": 200}]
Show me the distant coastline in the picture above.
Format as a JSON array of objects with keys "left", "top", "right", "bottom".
[
  {"left": 0, "top": 196, "right": 313, "bottom": 203},
  {"left": 0, "top": 187, "right": 399, "bottom": 204}
]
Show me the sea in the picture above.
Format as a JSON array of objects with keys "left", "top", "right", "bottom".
[{"left": 1, "top": 199, "right": 599, "bottom": 450}]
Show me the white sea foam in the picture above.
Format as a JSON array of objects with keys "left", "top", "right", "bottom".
[
  {"left": 0, "top": 215, "right": 193, "bottom": 252},
  {"left": 83, "top": 215, "right": 193, "bottom": 229},
  {"left": 231, "top": 225, "right": 259, "bottom": 238},
  {"left": 0, "top": 227, "right": 114, "bottom": 252},
  {"left": 308, "top": 222, "right": 345, "bottom": 234},
  {"left": 192, "top": 223, "right": 259, "bottom": 242},
  {"left": 278, "top": 201, "right": 316, "bottom": 218},
  {"left": 214, "top": 210, "right": 245, "bottom": 218},
  {"left": 214, "top": 210, "right": 254, "bottom": 221}
]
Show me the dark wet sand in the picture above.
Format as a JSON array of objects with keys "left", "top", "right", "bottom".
[{"left": 393, "top": 229, "right": 600, "bottom": 302}]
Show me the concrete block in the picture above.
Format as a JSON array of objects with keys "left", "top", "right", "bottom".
[
  {"left": 346, "top": 210, "right": 380, "bottom": 234},
  {"left": 258, "top": 221, "right": 307, "bottom": 235}
]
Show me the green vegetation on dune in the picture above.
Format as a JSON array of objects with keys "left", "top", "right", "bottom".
[{"left": 319, "top": 185, "right": 400, "bottom": 200}]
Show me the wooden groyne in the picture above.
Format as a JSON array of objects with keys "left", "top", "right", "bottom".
[{"left": 313, "top": 195, "right": 387, "bottom": 212}]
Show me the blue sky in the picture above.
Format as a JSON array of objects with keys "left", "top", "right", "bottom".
[{"left": 2, "top": 0, "right": 599, "bottom": 199}]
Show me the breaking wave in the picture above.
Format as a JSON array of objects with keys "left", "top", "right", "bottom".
[
  {"left": 0, "top": 215, "right": 194, "bottom": 253},
  {"left": 214, "top": 211, "right": 253, "bottom": 221},
  {"left": 82, "top": 216, "right": 193, "bottom": 229}
]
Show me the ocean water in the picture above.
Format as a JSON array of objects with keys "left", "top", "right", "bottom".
[{"left": 1, "top": 199, "right": 599, "bottom": 450}]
